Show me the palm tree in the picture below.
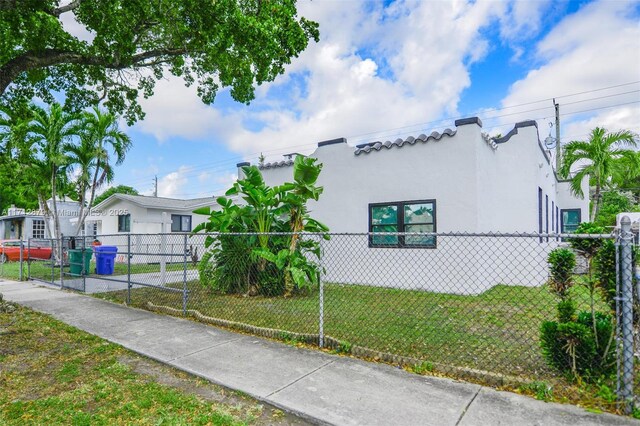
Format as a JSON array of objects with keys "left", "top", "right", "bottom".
[
  {"left": 559, "top": 127, "right": 637, "bottom": 222},
  {"left": 69, "top": 107, "right": 131, "bottom": 235},
  {"left": 27, "top": 103, "right": 79, "bottom": 242}
]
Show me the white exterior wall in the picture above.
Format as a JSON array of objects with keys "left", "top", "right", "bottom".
[
  {"left": 91, "top": 198, "right": 213, "bottom": 264},
  {"left": 44, "top": 199, "right": 80, "bottom": 237},
  {"left": 254, "top": 119, "right": 589, "bottom": 294}
]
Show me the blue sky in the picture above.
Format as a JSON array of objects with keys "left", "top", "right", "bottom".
[{"left": 68, "top": 0, "right": 640, "bottom": 199}]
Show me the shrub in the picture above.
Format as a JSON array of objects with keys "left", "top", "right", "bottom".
[
  {"left": 194, "top": 156, "right": 328, "bottom": 297},
  {"left": 547, "top": 248, "right": 576, "bottom": 298},
  {"left": 594, "top": 239, "right": 616, "bottom": 311},
  {"left": 569, "top": 222, "right": 605, "bottom": 259},
  {"left": 540, "top": 239, "right": 616, "bottom": 381},
  {"left": 540, "top": 310, "right": 615, "bottom": 380},
  {"left": 557, "top": 298, "right": 576, "bottom": 323}
]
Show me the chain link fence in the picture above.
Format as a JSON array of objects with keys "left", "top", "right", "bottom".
[{"left": 3, "top": 228, "right": 637, "bottom": 412}]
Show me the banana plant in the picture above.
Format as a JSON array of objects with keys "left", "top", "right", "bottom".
[{"left": 193, "top": 156, "right": 329, "bottom": 296}]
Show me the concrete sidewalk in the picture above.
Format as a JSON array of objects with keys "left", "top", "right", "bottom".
[{"left": 1, "top": 280, "right": 637, "bottom": 426}]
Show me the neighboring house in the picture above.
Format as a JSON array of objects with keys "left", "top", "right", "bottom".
[
  {"left": 90, "top": 194, "right": 218, "bottom": 264},
  {"left": 0, "top": 198, "right": 80, "bottom": 240},
  {"left": 0, "top": 206, "right": 46, "bottom": 240},
  {"left": 240, "top": 117, "right": 589, "bottom": 294},
  {"left": 90, "top": 194, "right": 217, "bottom": 235}
]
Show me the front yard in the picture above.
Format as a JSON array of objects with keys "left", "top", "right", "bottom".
[
  {"left": 94, "top": 280, "right": 632, "bottom": 413},
  {"left": 0, "top": 303, "right": 304, "bottom": 425},
  {"left": 96, "top": 280, "right": 601, "bottom": 378}
]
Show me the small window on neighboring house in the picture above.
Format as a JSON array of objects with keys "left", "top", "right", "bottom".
[
  {"left": 118, "top": 214, "right": 131, "bottom": 232},
  {"left": 92, "top": 223, "right": 98, "bottom": 237},
  {"left": 545, "top": 195, "right": 550, "bottom": 242},
  {"left": 369, "top": 200, "right": 436, "bottom": 248},
  {"left": 171, "top": 215, "right": 192, "bottom": 232},
  {"left": 561, "top": 209, "right": 581, "bottom": 233},
  {"left": 32, "top": 219, "right": 45, "bottom": 239}
]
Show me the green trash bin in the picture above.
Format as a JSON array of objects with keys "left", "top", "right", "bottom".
[{"left": 68, "top": 249, "right": 92, "bottom": 276}]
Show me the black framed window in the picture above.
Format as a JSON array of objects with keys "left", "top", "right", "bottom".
[
  {"left": 561, "top": 209, "right": 581, "bottom": 233},
  {"left": 369, "top": 200, "right": 436, "bottom": 248},
  {"left": 545, "top": 195, "right": 549, "bottom": 234},
  {"left": 551, "top": 201, "right": 555, "bottom": 232},
  {"left": 171, "top": 214, "right": 192, "bottom": 232},
  {"left": 538, "top": 188, "right": 543, "bottom": 242},
  {"left": 118, "top": 214, "right": 131, "bottom": 232},
  {"left": 32, "top": 219, "right": 45, "bottom": 239}
]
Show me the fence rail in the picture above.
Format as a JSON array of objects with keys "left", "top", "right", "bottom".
[{"left": 1, "top": 228, "right": 636, "bottom": 412}]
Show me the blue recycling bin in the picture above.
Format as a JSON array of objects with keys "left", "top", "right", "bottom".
[{"left": 94, "top": 246, "right": 118, "bottom": 275}]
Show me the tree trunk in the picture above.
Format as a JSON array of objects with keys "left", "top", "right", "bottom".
[
  {"left": 75, "top": 159, "right": 102, "bottom": 236},
  {"left": 50, "top": 168, "right": 62, "bottom": 263},
  {"left": 590, "top": 184, "right": 601, "bottom": 222}
]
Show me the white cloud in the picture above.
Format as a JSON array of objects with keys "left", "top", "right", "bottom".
[
  {"left": 132, "top": 77, "right": 227, "bottom": 143},
  {"left": 494, "top": 0, "right": 640, "bottom": 140},
  {"left": 203, "top": 0, "right": 511, "bottom": 159},
  {"left": 498, "top": 0, "right": 553, "bottom": 41},
  {"left": 157, "top": 166, "right": 190, "bottom": 198}
]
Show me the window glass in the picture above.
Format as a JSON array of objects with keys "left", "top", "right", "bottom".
[
  {"left": 404, "top": 203, "right": 433, "bottom": 224},
  {"left": 171, "top": 215, "right": 180, "bottom": 232},
  {"left": 181, "top": 216, "right": 192, "bottom": 232},
  {"left": 371, "top": 205, "right": 397, "bottom": 225},
  {"left": 405, "top": 224, "right": 435, "bottom": 246},
  {"left": 33, "top": 219, "right": 45, "bottom": 239},
  {"left": 562, "top": 210, "right": 581, "bottom": 233},
  {"left": 371, "top": 224, "right": 398, "bottom": 245},
  {"left": 118, "top": 214, "right": 130, "bottom": 232}
]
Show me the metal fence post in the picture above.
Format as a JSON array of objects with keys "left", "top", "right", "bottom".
[
  {"left": 18, "top": 239, "right": 23, "bottom": 281},
  {"left": 319, "top": 235, "right": 325, "bottom": 348},
  {"left": 127, "top": 233, "right": 131, "bottom": 305},
  {"left": 26, "top": 238, "right": 31, "bottom": 280},
  {"left": 183, "top": 234, "right": 188, "bottom": 316},
  {"left": 59, "top": 235, "right": 64, "bottom": 289},
  {"left": 619, "top": 216, "right": 635, "bottom": 414},
  {"left": 81, "top": 237, "right": 86, "bottom": 293},
  {"left": 50, "top": 238, "right": 55, "bottom": 285}
]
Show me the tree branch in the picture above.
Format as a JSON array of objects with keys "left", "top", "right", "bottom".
[
  {"left": 52, "top": 0, "right": 82, "bottom": 17},
  {"left": 1, "top": 47, "right": 188, "bottom": 95}
]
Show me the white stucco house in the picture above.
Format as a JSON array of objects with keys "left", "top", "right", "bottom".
[
  {"left": 0, "top": 198, "right": 81, "bottom": 240},
  {"left": 238, "top": 117, "right": 589, "bottom": 294},
  {"left": 88, "top": 194, "right": 218, "bottom": 264},
  {"left": 89, "top": 194, "right": 216, "bottom": 236}
]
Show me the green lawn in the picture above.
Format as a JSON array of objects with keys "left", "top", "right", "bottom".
[
  {"left": 95, "top": 279, "right": 605, "bottom": 380},
  {"left": 0, "top": 304, "right": 303, "bottom": 425}
]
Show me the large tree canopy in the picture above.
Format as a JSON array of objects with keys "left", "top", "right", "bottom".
[{"left": 0, "top": 0, "right": 319, "bottom": 123}]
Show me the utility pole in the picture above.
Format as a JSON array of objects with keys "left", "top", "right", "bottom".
[
  {"left": 554, "top": 98, "right": 561, "bottom": 172},
  {"left": 153, "top": 175, "right": 158, "bottom": 197}
]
